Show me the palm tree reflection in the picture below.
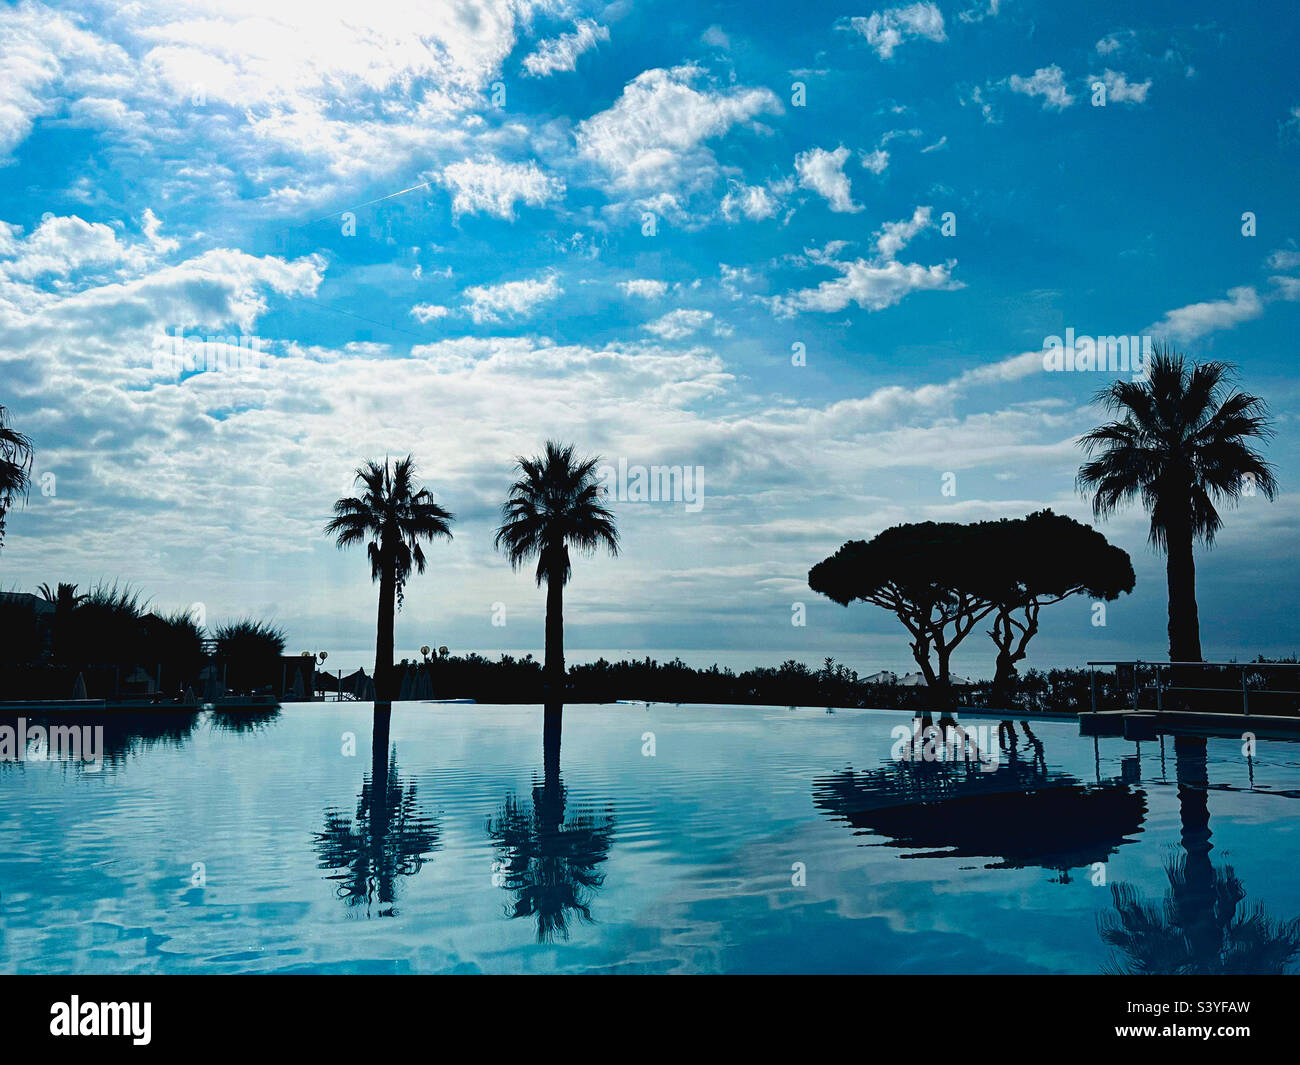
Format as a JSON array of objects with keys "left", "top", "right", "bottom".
[
  {"left": 1099, "top": 736, "right": 1300, "bottom": 973},
  {"left": 314, "top": 703, "right": 440, "bottom": 918},
  {"left": 486, "top": 703, "right": 615, "bottom": 942}
]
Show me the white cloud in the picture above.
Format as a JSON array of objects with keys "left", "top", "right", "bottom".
[
  {"left": 847, "top": 4, "right": 947, "bottom": 60},
  {"left": 0, "top": 4, "right": 129, "bottom": 161},
  {"left": 958, "top": 0, "right": 1001, "bottom": 24},
  {"left": 953, "top": 349, "right": 1047, "bottom": 388},
  {"left": 0, "top": 214, "right": 144, "bottom": 280},
  {"left": 962, "top": 84, "right": 996, "bottom": 123},
  {"left": 1009, "top": 65, "right": 1075, "bottom": 110},
  {"left": 1266, "top": 249, "right": 1300, "bottom": 271},
  {"left": 701, "top": 25, "right": 731, "bottom": 49},
  {"left": 1094, "top": 69, "right": 1151, "bottom": 104},
  {"left": 620, "top": 279, "right": 669, "bottom": 299},
  {"left": 522, "top": 19, "right": 609, "bottom": 77},
  {"left": 461, "top": 272, "right": 562, "bottom": 323},
  {"left": 643, "top": 309, "right": 719, "bottom": 340},
  {"left": 410, "top": 303, "right": 451, "bottom": 323},
  {"left": 1268, "top": 248, "right": 1300, "bottom": 301},
  {"left": 1095, "top": 32, "right": 1133, "bottom": 55},
  {"left": 141, "top": 209, "right": 179, "bottom": 255},
  {"left": 795, "top": 146, "right": 861, "bottom": 213},
  {"left": 0, "top": 214, "right": 326, "bottom": 390},
  {"left": 772, "top": 259, "right": 959, "bottom": 316},
  {"left": 575, "top": 66, "right": 781, "bottom": 200},
  {"left": 721, "top": 182, "right": 780, "bottom": 221},
  {"left": 1271, "top": 276, "right": 1300, "bottom": 301},
  {"left": 1148, "top": 286, "right": 1263, "bottom": 341},
  {"left": 770, "top": 216, "right": 960, "bottom": 318},
  {"left": 135, "top": 0, "right": 538, "bottom": 107},
  {"left": 0, "top": 0, "right": 556, "bottom": 210},
  {"left": 859, "top": 148, "right": 890, "bottom": 174},
  {"left": 874, "top": 205, "right": 932, "bottom": 260},
  {"left": 440, "top": 157, "right": 564, "bottom": 220},
  {"left": 720, "top": 264, "right": 758, "bottom": 299}
]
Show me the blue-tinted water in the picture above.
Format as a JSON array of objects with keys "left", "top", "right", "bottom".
[{"left": 1, "top": 703, "right": 1298, "bottom": 974}]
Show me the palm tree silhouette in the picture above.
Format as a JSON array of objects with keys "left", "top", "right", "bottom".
[
  {"left": 1099, "top": 736, "right": 1300, "bottom": 973},
  {"left": 1077, "top": 345, "right": 1276, "bottom": 661},
  {"left": 313, "top": 705, "right": 440, "bottom": 918},
  {"left": 0, "top": 404, "right": 34, "bottom": 552},
  {"left": 494, "top": 441, "right": 618, "bottom": 697},
  {"left": 486, "top": 705, "right": 616, "bottom": 942},
  {"left": 38, "top": 582, "right": 85, "bottom": 662},
  {"left": 325, "top": 456, "right": 454, "bottom": 701}
]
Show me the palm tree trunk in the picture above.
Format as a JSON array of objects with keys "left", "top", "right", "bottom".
[
  {"left": 1165, "top": 518, "right": 1203, "bottom": 663},
  {"left": 375, "top": 548, "right": 397, "bottom": 702},
  {"left": 544, "top": 574, "right": 564, "bottom": 697},
  {"left": 1174, "top": 736, "right": 1218, "bottom": 969},
  {"left": 371, "top": 703, "right": 392, "bottom": 795},
  {"left": 370, "top": 702, "right": 393, "bottom": 906},
  {"left": 543, "top": 701, "right": 562, "bottom": 785}
]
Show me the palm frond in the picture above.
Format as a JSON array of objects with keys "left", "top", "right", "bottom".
[
  {"left": 494, "top": 440, "right": 619, "bottom": 586},
  {"left": 325, "top": 455, "right": 454, "bottom": 593},
  {"left": 1076, "top": 342, "right": 1277, "bottom": 551}
]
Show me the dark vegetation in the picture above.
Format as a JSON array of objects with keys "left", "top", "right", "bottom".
[
  {"left": 376, "top": 652, "right": 1296, "bottom": 715},
  {"left": 810, "top": 510, "right": 1134, "bottom": 710},
  {"left": 0, "top": 580, "right": 286, "bottom": 700}
]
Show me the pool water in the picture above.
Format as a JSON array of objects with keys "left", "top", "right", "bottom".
[{"left": 1, "top": 702, "right": 1298, "bottom": 974}]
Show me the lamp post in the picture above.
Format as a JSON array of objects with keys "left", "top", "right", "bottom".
[{"left": 298, "top": 650, "right": 328, "bottom": 701}]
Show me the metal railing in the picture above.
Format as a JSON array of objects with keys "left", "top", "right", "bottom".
[{"left": 1087, "top": 660, "right": 1300, "bottom": 717}]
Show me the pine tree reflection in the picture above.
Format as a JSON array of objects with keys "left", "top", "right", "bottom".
[{"left": 813, "top": 720, "right": 1145, "bottom": 881}]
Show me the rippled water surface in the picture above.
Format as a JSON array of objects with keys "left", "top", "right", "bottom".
[{"left": 2, "top": 702, "right": 1299, "bottom": 974}]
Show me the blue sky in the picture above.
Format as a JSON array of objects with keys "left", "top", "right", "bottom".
[{"left": 2, "top": 0, "right": 1298, "bottom": 677}]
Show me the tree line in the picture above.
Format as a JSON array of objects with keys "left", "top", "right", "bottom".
[
  {"left": 0, "top": 580, "right": 286, "bottom": 699},
  {"left": 2, "top": 344, "right": 1280, "bottom": 710}
]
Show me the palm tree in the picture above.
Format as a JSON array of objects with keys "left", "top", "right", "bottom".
[
  {"left": 38, "top": 582, "right": 86, "bottom": 662},
  {"left": 494, "top": 441, "right": 619, "bottom": 696},
  {"left": 325, "top": 456, "right": 454, "bottom": 701},
  {"left": 0, "top": 404, "right": 34, "bottom": 552},
  {"left": 1077, "top": 345, "right": 1276, "bottom": 661}
]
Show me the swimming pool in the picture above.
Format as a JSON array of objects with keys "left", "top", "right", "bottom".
[{"left": 1, "top": 702, "right": 1297, "bottom": 974}]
